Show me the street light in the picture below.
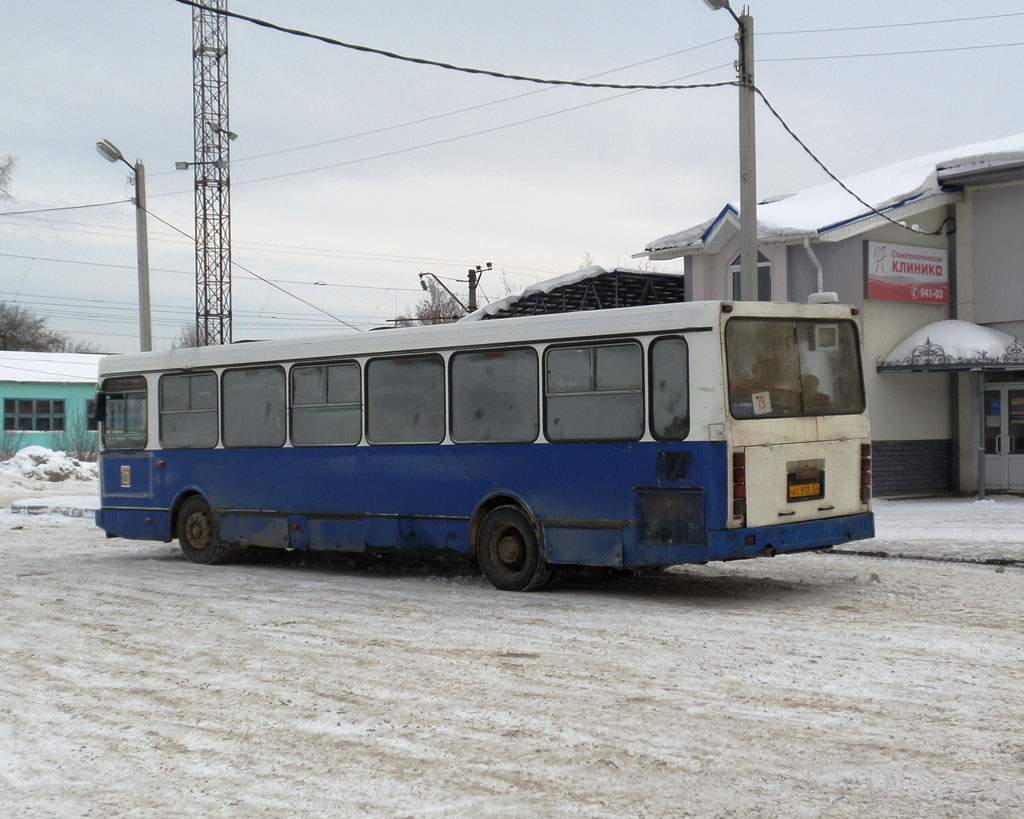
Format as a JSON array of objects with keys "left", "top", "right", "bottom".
[
  {"left": 96, "top": 139, "right": 152, "bottom": 351},
  {"left": 419, "top": 272, "right": 468, "bottom": 314},
  {"left": 703, "top": 0, "right": 757, "bottom": 302}
]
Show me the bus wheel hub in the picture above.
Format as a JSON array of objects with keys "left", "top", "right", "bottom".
[{"left": 497, "top": 534, "right": 522, "bottom": 565}]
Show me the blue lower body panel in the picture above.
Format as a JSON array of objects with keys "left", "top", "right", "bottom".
[
  {"left": 96, "top": 443, "right": 873, "bottom": 570},
  {"left": 707, "top": 512, "right": 875, "bottom": 561}
]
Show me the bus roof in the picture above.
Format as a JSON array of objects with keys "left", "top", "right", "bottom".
[{"left": 97, "top": 299, "right": 858, "bottom": 377}]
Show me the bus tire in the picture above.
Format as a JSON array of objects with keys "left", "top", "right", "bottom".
[
  {"left": 177, "top": 497, "right": 230, "bottom": 565},
  {"left": 477, "top": 506, "right": 551, "bottom": 592}
]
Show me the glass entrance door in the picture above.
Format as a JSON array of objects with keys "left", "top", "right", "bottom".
[{"left": 984, "top": 385, "right": 1024, "bottom": 490}]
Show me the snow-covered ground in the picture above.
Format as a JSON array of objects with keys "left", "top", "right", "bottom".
[{"left": 1, "top": 452, "right": 1022, "bottom": 817}]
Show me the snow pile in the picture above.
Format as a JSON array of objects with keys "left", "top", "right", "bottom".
[{"left": 0, "top": 446, "right": 98, "bottom": 483}]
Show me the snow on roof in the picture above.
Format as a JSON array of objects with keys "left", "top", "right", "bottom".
[
  {"left": 878, "top": 320, "right": 1024, "bottom": 369},
  {"left": 646, "top": 132, "right": 1024, "bottom": 254},
  {"left": 460, "top": 265, "right": 685, "bottom": 321},
  {"left": 0, "top": 351, "right": 103, "bottom": 384}
]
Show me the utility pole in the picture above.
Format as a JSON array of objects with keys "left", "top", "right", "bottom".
[
  {"left": 736, "top": 7, "right": 757, "bottom": 302},
  {"left": 133, "top": 161, "right": 153, "bottom": 351},
  {"left": 466, "top": 262, "right": 492, "bottom": 312},
  {"left": 703, "top": 1, "right": 757, "bottom": 301},
  {"left": 96, "top": 139, "right": 152, "bottom": 352}
]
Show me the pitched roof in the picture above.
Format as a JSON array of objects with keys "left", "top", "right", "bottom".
[
  {"left": 0, "top": 351, "right": 103, "bottom": 384},
  {"left": 641, "top": 132, "right": 1024, "bottom": 259}
]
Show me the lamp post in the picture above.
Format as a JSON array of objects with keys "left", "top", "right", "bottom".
[
  {"left": 419, "top": 272, "right": 468, "bottom": 320},
  {"left": 96, "top": 139, "right": 152, "bottom": 351},
  {"left": 704, "top": 0, "right": 757, "bottom": 301}
]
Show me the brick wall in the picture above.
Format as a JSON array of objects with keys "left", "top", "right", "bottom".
[{"left": 872, "top": 439, "right": 952, "bottom": 497}]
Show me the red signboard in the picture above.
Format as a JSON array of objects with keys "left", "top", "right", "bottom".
[{"left": 867, "top": 241, "right": 948, "bottom": 304}]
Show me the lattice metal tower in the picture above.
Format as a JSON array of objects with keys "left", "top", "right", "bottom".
[{"left": 191, "top": 0, "right": 232, "bottom": 345}]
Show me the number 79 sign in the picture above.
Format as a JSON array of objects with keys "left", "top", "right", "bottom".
[{"left": 752, "top": 391, "right": 772, "bottom": 415}]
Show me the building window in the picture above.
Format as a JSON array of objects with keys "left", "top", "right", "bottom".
[
  {"left": 3, "top": 398, "right": 65, "bottom": 432},
  {"left": 729, "top": 252, "right": 772, "bottom": 301},
  {"left": 86, "top": 398, "right": 98, "bottom": 432},
  {"left": 545, "top": 342, "right": 644, "bottom": 441}
]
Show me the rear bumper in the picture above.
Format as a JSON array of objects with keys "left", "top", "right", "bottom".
[{"left": 707, "top": 511, "right": 874, "bottom": 561}]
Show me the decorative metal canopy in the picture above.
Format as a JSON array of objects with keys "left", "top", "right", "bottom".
[{"left": 877, "top": 320, "right": 1024, "bottom": 372}]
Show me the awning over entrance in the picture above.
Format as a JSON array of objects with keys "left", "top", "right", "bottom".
[
  {"left": 877, "top": 319, "right": 1024, "bottom": 372},
  {"left": 876, "top": 320, "right": 1024, "bottom": 499}
]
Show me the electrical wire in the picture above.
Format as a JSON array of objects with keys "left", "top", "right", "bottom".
[
  {"left": 760, "top": 41, "right": 1024, "bottom": 64},
  {"left": 141, "top": 205, "right": 365, "bottom": 332},
  {"left": 151, "top": 37, "right": 732, "bottom": 175},
  {"left": 752, "top": 85, "right": 951, "bottom": 237},
  {"left": 0, "top": 200, "right": 130, "bottom": 217},
  {"left": 222, "top": 63, "right": 731, "bottom": 189},
  {"left": 171, "top": 0, "right": 736, "bottom": 93},
  {"left": 761, "top": 11, "right": 1024, "bottom": 36}
]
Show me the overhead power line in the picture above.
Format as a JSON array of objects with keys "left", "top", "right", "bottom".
[
  {"left": 148, "top": 37, "right": 732, "bottom": 175},
  {"left": 752, "top": 85, "right": 951, "bottom": 237},
  {"left": 171, "top": 0, "right": 735, "bottom": 93},
  {"left": 0, "top": 200, "right": 130, "bottom": 217},
  {"left": 761, "top": 40, "right": 1024, "bottom": 64},
  {"left": 761, "top": 11, "right": 1024, "bottom": 36},
  {"left": 141, "top": 205, "right": 365, "bottom": 332}
]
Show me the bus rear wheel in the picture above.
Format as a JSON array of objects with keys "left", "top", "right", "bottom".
[
  {"left": 477, "top": 506, "right": 551, "bottom": 592},
  {"left": 177, "top": 497, "right": 230, "bottom": 565}
]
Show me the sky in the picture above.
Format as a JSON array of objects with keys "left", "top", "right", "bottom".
[{"left": 2, "top": 0, "right": 1023, "bottom": 352}]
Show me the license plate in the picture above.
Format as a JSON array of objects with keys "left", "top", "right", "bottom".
[
  {"left": 788, "top": 482, "right": 821, "bottom": 499},
  {"left": 787, "top": 469, "right": 825, "bottom": 502}
]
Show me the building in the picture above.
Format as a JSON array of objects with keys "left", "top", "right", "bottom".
[
  {"left": 0, "top": 351, "right": 102, "bottom": 455},
  {"left": 634, "top": 133, "right": 1024, "bottom": 496}
]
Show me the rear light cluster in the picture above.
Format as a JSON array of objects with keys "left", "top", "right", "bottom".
[
  {"left": 860, "top": 442, "right": 872, "bottom": 502},
  {"left": 732, "top": 450, "right": 746, "bottom": 524}
]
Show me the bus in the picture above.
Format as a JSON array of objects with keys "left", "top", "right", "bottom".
[{"left": 94, "top": 299, "right": 874, "bottom": 591}]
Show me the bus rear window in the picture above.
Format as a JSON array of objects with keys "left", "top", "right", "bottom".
[{"left": 726, "top": 318, "right": 864, "bottom": 418}]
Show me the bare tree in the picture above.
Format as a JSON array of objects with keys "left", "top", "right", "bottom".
[
  {"left": 0, "top": 302, "right": 66, "bottom": 351},
  {"left": 395, "top": 279, "right": 465, "bottom": 326},
  {"left": 51, "top": 408, "right": 98, "bottom": 462},
  {"left": 0, "top": 155, "right": 14, "bottom": 203},
  {"left": 0, "top": 429, "right": 26, "bottom": 460},
  {"left": 171, "top": 323, "right": 200, "bottom": 349},
  {"left": 0, "top": 302, "right": 103, "bottom": 353}
]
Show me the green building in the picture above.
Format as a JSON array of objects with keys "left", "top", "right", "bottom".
[{"left": 1, "top": 352, "right": 102, "bottom": 457}]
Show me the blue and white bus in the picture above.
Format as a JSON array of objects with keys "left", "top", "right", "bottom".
[{"left": 95, "top": 299, "right": 874, "bottom": 591}]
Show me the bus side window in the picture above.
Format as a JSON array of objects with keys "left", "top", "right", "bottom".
[
  {"left": 291, "top": 362, "right": 361, "bottom": 446},
  {"left": 222, "top": 367, "right": 287, "bottom": 448},
  {"left": 650, "top": 337, "right": 689, "bottom": 440},
  {"left": 160, "top": 372, "right": 218, "bottom": 448},
  {"left": 450, "top": 348, "right": 538, "bottom": 443},
  {"left": 102, "top": 375, "right": 148, "bottom": 450},
  {"left": 545, "top": 342, "right": 643, "bottom": 442},
  {"left": 366, "top": 355, "right": 445, "bottom": 444}
]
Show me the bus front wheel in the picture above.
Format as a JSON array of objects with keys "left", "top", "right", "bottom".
[
  {"left": 477, "top": 506, "right": 551, "bottom": 592},
  {"left": 177, "top": 497, "right": 230, "bottom": 565}
]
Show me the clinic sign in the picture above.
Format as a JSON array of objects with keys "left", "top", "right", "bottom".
[{"left": 867, "top": 241, "right": 948, "bottom": 304}]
